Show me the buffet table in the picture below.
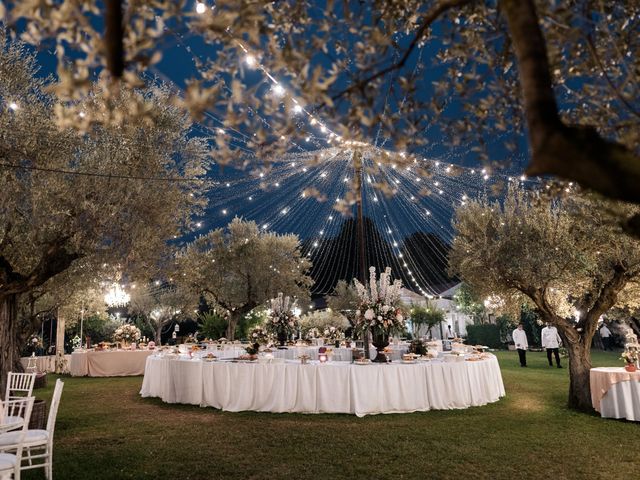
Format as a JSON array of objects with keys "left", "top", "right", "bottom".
[
  {"left": 590, "top": 367, "right": 640, "bottom": 421},
  {"left": 70, "top": 350, "right": 154, "bottom": 377},
  {"left": 140, "top": 354, "right": 505, "bottom": 416}
]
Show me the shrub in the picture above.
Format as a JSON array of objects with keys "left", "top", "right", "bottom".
[{"left": 465, "top": 324, "right": 502, "bottom": 349}]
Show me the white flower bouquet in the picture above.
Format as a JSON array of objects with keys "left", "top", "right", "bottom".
[
  {"left": 266, "top": 293, "right": 299, "bottom": 338},
  {"left": 354, "top": 267, "right": 406, "bottom": 337},
  {"left": 113, "top": 324, "right": 141, "bottom": 344},
  {"left": 323, "top": 326, "right": 344, "bottom": 342}
]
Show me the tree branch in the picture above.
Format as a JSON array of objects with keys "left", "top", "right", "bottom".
[
  {"left": 585, "top": 36, "right": 640, "bottom": 120},
  {"left": 105, "top": 0, "right": 125, "bottom": 78},
  {"left": 501, "top": 0, "right": 640, "bottom": 204},
  {"left": 331, "top": 0, "right": 475, "bottom": 102}
]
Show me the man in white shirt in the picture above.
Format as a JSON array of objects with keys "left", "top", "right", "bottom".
[
  {"left": 599, "top": 323, "right": 612, "bottom": 351},
  {"left": 541, "top": 322, "right": 563, "bottom": 368},
  {"left": 512, "top": 323, "right": 528, "bottom": 367}
]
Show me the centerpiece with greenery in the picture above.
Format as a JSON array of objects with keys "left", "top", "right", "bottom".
[
  {"left": 354, "top": 267, "right": 406, "bottom": 362},
  {"left": 266, "top": 293, "right": 299, "bottom": 348}
]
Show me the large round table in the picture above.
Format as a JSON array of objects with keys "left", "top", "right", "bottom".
[{"left": 140, "top": 354, "right": 505, "bottom": 417}]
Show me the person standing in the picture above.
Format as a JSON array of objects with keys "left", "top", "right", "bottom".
[
  {"left": 541, "top": 322, "right": 563, "bottom": 368},
  {"left": 599, "top": 322, "right": 612, "bottom": 351},
  {"left": 512, "top": 323, "right": 528, "bottom": 367}
]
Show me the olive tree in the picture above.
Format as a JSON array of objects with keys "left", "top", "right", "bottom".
[
  {"left": 449, "top": 186, "right": 640, "bottom": 411},
  {"left": 0, "top": 31, "right": 210, "bottom": 387},
  {"left": 179, "top": 218, "right": 313, "bottom": 340},
  {"left": 129, "top": 282, "right": 199, "bottom": 345}
]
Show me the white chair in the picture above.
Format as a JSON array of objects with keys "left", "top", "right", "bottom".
[
  {"left": 0, "top": 396, "right": 35, "bottom": 480},
  {"left": 4, "top": 373, "right": 36, "bottom": 401},
  {"left": 0, "top": 380, "right": 64, "bottom": 480},
  {"left": 2, "top": 374, "right": 36, "bottom": 430}
]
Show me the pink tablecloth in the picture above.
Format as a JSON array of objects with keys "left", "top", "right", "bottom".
[
  {"left": 70, "top": 350, "right": 153, "bottom": 377},
  {"left": 590, "top": 367, "right": 640, "bottom": 412}
]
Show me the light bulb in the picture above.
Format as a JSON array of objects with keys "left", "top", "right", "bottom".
[
  {"left": 8, "top": 102, "right": 18, "bottom": 111},
  {"left": 245, "top": 54, "right": 257, "bottom": 67},
  {"left": 195, "top": 2, "right": 206, "bottom": 14},
  {"left": 272, "top": 84, "right": 285, "bottom": 97}
]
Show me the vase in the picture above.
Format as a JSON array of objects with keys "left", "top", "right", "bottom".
[
  {"left": 372, "top": 332, "right": 390, "bottom": 363},
  {"left": 624, "top": 363, "right": 637, "bottom": 372},
  {"left": 277, "top": 330, "right": 288, "bottom": 349}
]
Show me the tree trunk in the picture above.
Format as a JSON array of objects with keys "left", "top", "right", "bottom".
[
  {"left": 565, "top": 339, "right": 594, "bottom": 412},
  {"left": 0, "top": 294, "right": 23, "bottom": 398},
  {"left": 226, "top": 313, "right": 240, "bottom": 341},
  {"left": 155, "top": 324, "right": 163, "bottom": 345}
]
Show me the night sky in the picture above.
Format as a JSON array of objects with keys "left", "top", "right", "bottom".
[{"left": 22, "top": 4, "right": 530, "bottom": 295}]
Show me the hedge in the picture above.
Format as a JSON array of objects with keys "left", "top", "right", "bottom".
[{"left": 465, "top": 324, "right": 502, "bottom": 349}]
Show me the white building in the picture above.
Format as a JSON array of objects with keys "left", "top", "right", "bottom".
[{"left": 401, "top": 283, "right": 473, "bottom": 339}]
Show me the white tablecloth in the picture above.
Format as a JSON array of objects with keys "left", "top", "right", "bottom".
[
  {"left": 141, "top": 355, "right": 505, "bottom": 416},
  {"left": 591, "top": 367, "right": 640, "bottom": 421},
  {"left": 20, "top": 355, "right": 71, "bottom": 373},
  {"left": 70, "top": 350, "right": 154, "bottom": 377}
]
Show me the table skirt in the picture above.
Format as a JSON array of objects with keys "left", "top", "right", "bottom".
[
  {"left": 70, "top": 350, "right": 154, "bottom": 377},
  {"left": 141, "top": 355, "right": 505, "bottom": 417}
]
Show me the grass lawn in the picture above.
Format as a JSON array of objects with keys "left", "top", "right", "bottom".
[{"left": 22, "top": 351, "right": 640, "bottom": 480}]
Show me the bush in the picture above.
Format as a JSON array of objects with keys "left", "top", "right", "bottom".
[
  {"left": 198, "top": 311, "right": 228, "bottom": 340},
  {"left": 465, "top": 324, "right": 502, "bottom": 349}
]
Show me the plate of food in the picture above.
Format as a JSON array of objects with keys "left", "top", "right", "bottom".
[
  {"left": 202, "top": 353, "right": 218, "bottom": 362},
  {"left": 354, "top": 358, "right": 371, "bottom": 365}
]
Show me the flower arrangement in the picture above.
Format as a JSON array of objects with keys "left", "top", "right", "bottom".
[
  {"left": 621, "top": 350, "right": 638, "bottom": 364},
  {"left": 245, "top": 342, "right": 260, "bottom": 356},
  {"left": 113, "top": 324, "right": 141, "bottom": 344},
  {"left": 322, "top": 326, "right": 344, "bottom": 342},
  {"left": 353, "top": 267, "right": 406, "bottom": 337},
  {"left": 71, "top": 335, "right": 81, "bottom": 349},
  {"left": 266, "top": 292, "right": 299, "bottom": 338},
  {"left": 27, "top": 334, "right": 42, "bottom": 350},
  {"left": 27, "top": 334, "right": 43, "bottom": 351},
  {"left": 249, "top": 325, "right": 271, "bottom": 345}
]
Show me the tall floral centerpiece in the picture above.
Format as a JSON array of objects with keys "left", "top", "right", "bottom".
[
  {"left": 113, "top": 324, "right": 141, "bottom": 349},
  {"left": 266, "top": 293, "right": 299, "bottom": 348},
  {"left": 354, "top": 267, "right": 406, "bottom": 362},
  {"left": 621, "top": 327, "right": 640, "bottom": 372}
]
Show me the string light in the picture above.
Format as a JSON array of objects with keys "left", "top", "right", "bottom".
[
  {"left": 195, "top": 2, "right": 206, "bottom": 14},
  {"left": 8, "top": 102, "right": 18, "bottom": 111},
  {"left": 244, "top": 54, "right": 257, "bottom": 67}
]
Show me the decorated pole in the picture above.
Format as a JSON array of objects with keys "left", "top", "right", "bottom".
[
  {"left": 55, "top": 308, "right": 66, "bottom": 374},
  {"left": 353, "top": 149, "right": 370, "bottom": 359}
]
